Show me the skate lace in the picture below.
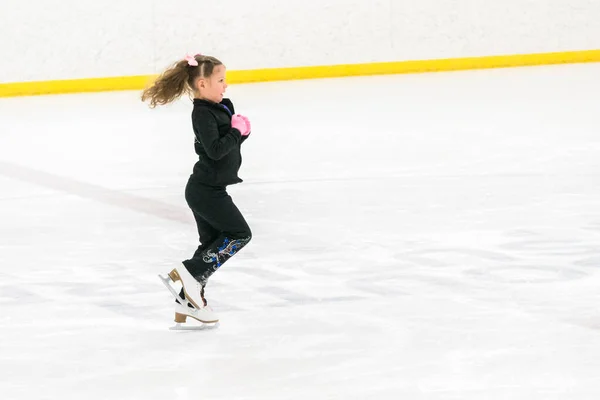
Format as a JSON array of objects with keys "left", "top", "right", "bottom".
[{"left": 195, "top": 281, "right": 205, "bottom": 309}]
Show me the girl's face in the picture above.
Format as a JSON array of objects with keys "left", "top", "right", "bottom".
[{"left": 197, "top": 64, "right": 227, "bottom": 103}]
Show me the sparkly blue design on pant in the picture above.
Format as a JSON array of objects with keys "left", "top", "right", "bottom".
[{"left": 201, "top": 236, "right": 251, "bottom": 275}]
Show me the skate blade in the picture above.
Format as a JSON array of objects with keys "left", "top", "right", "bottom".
[
  {"left": 158, "top": 274, "right": 195, "bottom": 309},
  {"left": 169, "top": 322, "right": 220, "bottom": 331}
]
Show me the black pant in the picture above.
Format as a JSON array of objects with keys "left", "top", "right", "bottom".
[{"left": 182, "top": 176, "right": 252, "bottom": 285}]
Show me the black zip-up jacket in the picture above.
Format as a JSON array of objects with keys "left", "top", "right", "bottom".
[{"left": 190, "top": 98, "right": 248, "bottom": 186}]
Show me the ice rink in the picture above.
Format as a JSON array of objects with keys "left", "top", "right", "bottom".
[{"left": 1, "top": 63, "right": 600, "bottom": 399}]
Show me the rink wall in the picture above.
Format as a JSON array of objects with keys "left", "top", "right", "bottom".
[{"left": 1, "top": 0, "right": 599, "bottom": 97}]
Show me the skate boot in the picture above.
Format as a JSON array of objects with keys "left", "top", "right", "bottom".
[
  {"left": 161, "top": 266, "right": 219, "bottom": 324},
  {"left": 174, "top": 301, "right": 219, "bottom": 324}
]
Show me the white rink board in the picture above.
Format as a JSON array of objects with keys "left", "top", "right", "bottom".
[{"left": 1, "top": 0, "right": 600, "bottom": 82}]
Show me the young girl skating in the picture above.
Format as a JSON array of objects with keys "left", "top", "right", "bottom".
[{"left": 142, "top": 53, "right": 253, "bottom": 325}]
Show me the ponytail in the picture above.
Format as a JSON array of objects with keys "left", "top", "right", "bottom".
[{"left": 141, "top": 54, "right": 224, "bottom": 108}]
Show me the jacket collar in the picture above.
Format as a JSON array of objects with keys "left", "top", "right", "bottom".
[{"left": 193, "top": 98, "right": 232, "bottom": 117}]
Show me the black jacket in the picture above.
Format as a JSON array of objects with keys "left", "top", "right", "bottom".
[{"left": 190, "top": 98, "right": 248, "bottom": 186}]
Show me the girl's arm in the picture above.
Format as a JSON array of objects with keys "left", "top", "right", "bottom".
[{"left": 193, "top": 109, "right": 241, "bottom": 160}]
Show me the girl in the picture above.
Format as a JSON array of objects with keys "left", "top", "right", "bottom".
[{"left": 142, "top": 53, "right": 253, "bottom": 325}]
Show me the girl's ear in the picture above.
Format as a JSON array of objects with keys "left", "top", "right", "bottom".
[{"left": 192, "top": 77, "right": 204, "bottom": 92}]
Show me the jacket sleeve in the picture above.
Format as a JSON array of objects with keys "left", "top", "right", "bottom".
[{"left": 193, "top": 108, "right": 241, "bottom": 160}]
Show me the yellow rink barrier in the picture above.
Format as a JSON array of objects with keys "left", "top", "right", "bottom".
[{"left": 1, "top": 49, "right": 599, "bottom": 98}]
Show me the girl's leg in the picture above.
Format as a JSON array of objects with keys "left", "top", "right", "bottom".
[
  {"left": 174, "top": 180, "right": 251, "bottom": 309},
  {"left": 177, "top": 182, "right": 220, "bottom": 307},
  {"left": 183, "top": 186, "right": 252, "bottom": 283},
  {"left": 190, "top": 211, "right": 219, "bottom": 258}
]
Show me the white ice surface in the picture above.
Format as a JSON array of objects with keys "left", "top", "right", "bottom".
[{"left": 1, "top": 64, "right": 600, "bottom": 399}]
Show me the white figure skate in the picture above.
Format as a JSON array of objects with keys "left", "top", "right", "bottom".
[{"left": 158, "top": 267, "right": 219, "bottom": 325}]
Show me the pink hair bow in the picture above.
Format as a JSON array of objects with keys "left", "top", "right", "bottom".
[{"left": 184, "top": 53, "right": 201, "bottom": 66}]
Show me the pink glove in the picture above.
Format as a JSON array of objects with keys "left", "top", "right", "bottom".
[
  {"left": 231, "top": 114, "right": 251, "bottom": 136},
  {"left": 240, "top": 115, "right": 251, "bottom": 134}
]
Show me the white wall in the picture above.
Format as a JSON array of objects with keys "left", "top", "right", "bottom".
[{"left": 1, "top": 0, "right": 599, "bottom": 83}]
